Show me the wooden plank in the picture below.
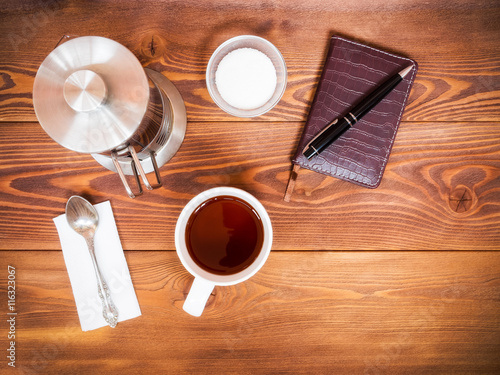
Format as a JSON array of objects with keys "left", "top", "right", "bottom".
[
  {"left": 1, "top": 250, "right": 499, "bottom": 374},
  {"left": 1, "top": 121, "right": 499, "bottom": 250},
  {"left": 0, "top": 1, "right": 499, "bottom": 122}
]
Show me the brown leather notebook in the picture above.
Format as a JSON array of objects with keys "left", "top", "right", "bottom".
[{"left": 284, "top": 36, "right": 417, "bottom": 201}]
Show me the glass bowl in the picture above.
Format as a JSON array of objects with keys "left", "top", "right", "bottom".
[{"left": 206, "top": 35, "right": 287, "bottom": 118}]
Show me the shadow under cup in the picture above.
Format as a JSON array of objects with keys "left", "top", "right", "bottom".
[{"left": 175, "top": 187, "right": 273, "bottom": 316}]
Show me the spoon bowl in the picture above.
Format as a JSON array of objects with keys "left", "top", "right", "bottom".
[{"left": 66, "top": 196, "right": 99, "bottom": 235}]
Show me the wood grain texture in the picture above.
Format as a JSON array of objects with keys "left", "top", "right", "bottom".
[
  {"left": 0, "top": 250, "right": 499, "bottom": 374},
  {"left": 1, "top": 121, "right": 499, "bottom": 250},
  {"left": 0, "top": 0, "right": 499, "bottom": 122}
]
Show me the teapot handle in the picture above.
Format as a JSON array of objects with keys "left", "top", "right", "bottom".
[{"left": 111, "top": 146, "right": 162, "bottom": 198}]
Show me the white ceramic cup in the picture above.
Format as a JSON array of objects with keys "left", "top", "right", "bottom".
[{"left": 175, "top": 187, "right": 273, "bottom": 317}]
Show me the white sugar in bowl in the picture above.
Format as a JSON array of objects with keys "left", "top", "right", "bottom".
[{"left": 206, "top": 35, "right": 287, "bottom": 117}]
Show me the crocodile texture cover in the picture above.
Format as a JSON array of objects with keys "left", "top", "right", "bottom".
[{"left": 292, "top": 36, "right": 417, "bottom": 188}]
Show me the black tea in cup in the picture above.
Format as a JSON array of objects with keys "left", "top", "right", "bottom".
[{"left": 185, "top": 195, "right": 264, "bottom": 275}]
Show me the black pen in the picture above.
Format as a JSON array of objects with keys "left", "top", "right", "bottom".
[{"left": 303, "top": 65, "right": 413, "bottom": 159}]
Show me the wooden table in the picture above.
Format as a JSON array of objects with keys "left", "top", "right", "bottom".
[{"left": 1, "top": 0, "right": 499, "bottom": 373}]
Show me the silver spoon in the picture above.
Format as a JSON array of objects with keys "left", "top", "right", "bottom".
[{"left": 65, "top": 196, "right": 119, "bottom": 328}]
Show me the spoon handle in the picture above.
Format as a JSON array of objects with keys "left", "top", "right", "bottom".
[{"left": 86, "top": 237, "right": 119, "bottom": 328}]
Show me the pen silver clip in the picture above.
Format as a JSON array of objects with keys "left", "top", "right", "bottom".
[{"left": 303, "top": 118, "right": 338, "bottom": 155}]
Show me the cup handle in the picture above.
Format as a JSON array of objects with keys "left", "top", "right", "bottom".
[{"left": 183, "top": 277, "right": 215, "bottom": 317}]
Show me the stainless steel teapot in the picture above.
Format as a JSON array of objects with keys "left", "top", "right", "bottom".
[{"left": 33, "top": 36, "right": 186, "bottom": 198}]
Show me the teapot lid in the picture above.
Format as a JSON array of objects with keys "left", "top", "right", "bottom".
[{"left": 33, "top": 36, "right": 149, "bottom": 154}]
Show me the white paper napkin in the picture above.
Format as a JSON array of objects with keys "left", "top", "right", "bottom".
[{"left": 53, "top": 200, "right": 141, "bottom": 331}]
